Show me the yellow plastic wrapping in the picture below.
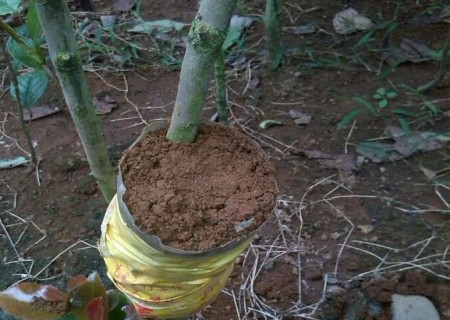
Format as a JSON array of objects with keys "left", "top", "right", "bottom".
[{"left": 98, "top": 174, "right": 256, "bottom": 319}]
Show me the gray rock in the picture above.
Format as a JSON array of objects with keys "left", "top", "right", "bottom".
[{"left": 392, "top": 294, "right": 440, "bottom": 320}]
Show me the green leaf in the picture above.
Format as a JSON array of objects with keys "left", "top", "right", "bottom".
[
  {"left": 7, "top": 37, "right": 45, "bottom": 69},
  {"left": 55, "top": 314, "right": 77, "bottom": 320},
  {"left": 373, "top": 93, "right": 383, "bottom": 100},
  {"left": 378, "top": 99, "right": 388, "bottom": 108},
  {"left": 222, "top": 16, "right": 253, "bottom": 50},
  {"left": 0, "top": 0, "right": 21, "bottom": 15},
  {"left": 222, "top": 26, "right": 242, "bottom": 50},
  {"left": 69, "top": 272, "right": 108, "bottom": 320},
  {"left": 386, "top": 91, "right": 397, "bottom": 99},
  {"left": 27, "top": 0, "right": 43, "bottom": 41},
  {"left": 392, "top": 107, "right": 416, "bottom": 117},
  {"left": 259, "top": 119, "right": 283, "bottom": 129},
  {"left": 353, "top": 96, "right": 378, "bottom": 115},
  {"left": 0, "top": 283, "right": 68, "bottom": 320},
  {"left": 10, "top": 70, "right": 49, "bottom": 109},
  {"left": 356, "top": 141, "right": 392, "bottom": 162},
  {"left": 376, "top": 87, "right": 386, "bottom": 95},
  {"left": 337, "top": 108, "right": 363, "bottom": 130},
  {"left": 398, "top": 118, "right": 410, "bottom": 136},
  {"left": 106, "top": 290, "right": 129, "bottom": 320},
  {"left": 354, "top": 30, "right": 375, "bottom": 48},
  {"left": 427, "top": 49, "right": 443, "bottom": 61},
  {"left": 397, "top": 83, "right": 422, "bottom": 96},
  {"left": 423, "top": 101, "right": 440, "bottom": 116}
]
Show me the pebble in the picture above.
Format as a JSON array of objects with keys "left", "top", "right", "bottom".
[{"left": 392, "top": 294, "right": 440, "bottom": 320}]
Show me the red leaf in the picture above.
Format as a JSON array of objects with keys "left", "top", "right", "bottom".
[
  {"left": 67, "top": 275, "right": 88, "bottom": 291},
  {"left": 0, "top": 283, "right": 68, "bottom": 320},
  {"left": 86, "top": 297, "right": 106, "bottom": 320},
  {"left": 6, "top": 283, "right": 66, "bottom": 302}
]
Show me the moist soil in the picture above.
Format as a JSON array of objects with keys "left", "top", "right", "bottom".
[
  {"left": 121, "top": 124, "right": 277, "bottom": 251},
  {"left": 0, "top": 0, "right": 449, "bottom": 319}
]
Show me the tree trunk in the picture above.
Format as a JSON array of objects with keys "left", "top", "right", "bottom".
[
  {"left": 166, "top": 0, "right": 237, "bottom": 143},
  {"left": 265, "top": 0, "right": 283, "bottom": 71},
  {"left": 36, "top": 0, "right": 116, "bottom": 202},
  {"left": 215, "top": 49, "right": 229, "bottom": 125}
]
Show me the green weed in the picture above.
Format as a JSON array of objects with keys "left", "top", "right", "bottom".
[{"left": 373, "top": 87, "right": 398, "bottom": 108}]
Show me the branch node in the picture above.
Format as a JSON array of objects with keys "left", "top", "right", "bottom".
[
  {"left": 189, "top": 18, "right": 226, "bottom": 53},
  {"left": 56, "top": 52, "right": 75, "bottom": 70}
]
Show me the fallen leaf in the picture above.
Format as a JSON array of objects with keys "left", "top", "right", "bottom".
[
  {"left": 223, "top": 15, "right": 254, "bottom": 50},
  {"left": 128, "top": 19, "right": 185, "bottom": 34},
  {"left": 294, "top": 115, "right": 312, "bottom": 125},
  {"left": 357, "top": 126, "right": 450, "bottom": 162},
  {"left": 356, "top": 141, "right": 403, "bottom": 163},
  {"left": 353, "top": 15, "right": 373, "bottom": 31},
  {"left": 419, "top": 165, "right": 436, "bottom": 180},
  {"left": 408, "top": 7, "right": 450, "bottom": 26},
  {"left": 249, "top": 76, "right": 260, "bottom": 89},
  {"left": 318, "top": 154, "right": 358, "bottom": 172},
  {"left": 357, "top": 224, "right": 374, "bottom": 234},
  {"left": 285, "top": 24, "right": 317, "bottom": 35},
  {"left": 100, "top": 15, "right": 116, "bottom": 29},
  {"left": 23, "top": 105, "right": 61, "bottom": 121},
  {"left": 0, "top": 283, "right": 68, "bottom": 320},
  {"left": 112, "top": 0, "right": 136, "bottom": 12},
  {"left": 93, "top": 93, "right": 117, "bottom": 115},
  {"left": 303, "top": 149, "right": 334, "bottom": 159},
  {"left": 0, "top": 157, "right": 29, "bottom": 169},
  {"left": 303, "top": 150, "right": 358, "bottom": 172},
  {"left": 289, "top": 109, "right": 312, "bottom": 125},
  {"left": 381, "top": 38, "right": 438, "bottom": 66},
  {"left": 226, "top": 52, "right": 248, "bottom": 67},
  {"left": 333, "top": 8, "right": 373, "bottom": 35},
  {"left": 259, "top": 119, "right": 283, "bottom": 129},
  {"left": 393, "top": 134, "right": 443, "bottom": 156}
]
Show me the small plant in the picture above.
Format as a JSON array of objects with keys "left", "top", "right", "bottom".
[
  {"left": 0, "top": 0, "right": 49, "bottom": 105},
  {"left": 0, "top": 272, "right": 138, "bottom": 320},
  {"left": 0, "top": 0, "right": 50, "bottom": 166},
  {"left": 373, "top": 87, "right": 398, "bottom": 108}
]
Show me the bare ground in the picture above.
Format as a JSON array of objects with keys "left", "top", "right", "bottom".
[{"left": 0, "top": 0, "right": 449, "bottom": 319}]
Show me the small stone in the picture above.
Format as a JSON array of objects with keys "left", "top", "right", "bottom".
[
  {"left": 392, "top": 294, "right": 440, "bottom": 320},
  {"left": 344, "top": 260, "right": 360, "bottom": 271},
  {"left": 379, "top": 280, "right": 396, "bottom": 291},
  {"left": 304, "top": 267, "right": 323, "bottom": 280},
  {"left": 326, "top": 285, "right": 346, "bottom": 297},
  {"left": 365, "top": 285, "right": 381, "bottom": 300}
]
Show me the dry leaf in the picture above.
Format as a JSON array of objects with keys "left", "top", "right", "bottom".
[
  {"left": 357, "top": 126, "right": 450, "bottom": 162},
  {"left": 303, "top": 150, "right": 358, "bottom": 172},
  {"left": 93, "top": 93, "right": 117, "bottom": 115},
  {"left": 112, "top": 0, "right": 136, "bottom": 12},
  {"left": 381, "top": 38, "right": 436, "bottom": 65},
  {"left": 357, "top": 224, "right": 374, "bottom": 234},
  {"left": 289, "top": 109, "right": 312, "bottom": 125},
  {"left": 419, "top": 165, "right": 437, "bottom": 180},
  {"left": 333, "top": 8, "right": 373, "bottom": 34},
  {"left": 23, "top": 105, "right": 62, "bottom": 121}
]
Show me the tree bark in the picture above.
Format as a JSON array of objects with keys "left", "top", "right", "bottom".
[
  {"left": 36, "top": 0, "right": 116, "bottom": 202},
  {"left": 166, "top": 0, "right": 237, "bottom": 143}
]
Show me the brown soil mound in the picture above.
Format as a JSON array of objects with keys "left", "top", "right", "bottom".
[{"left": 121, "top": 123, "right": 277, "bottom": 251}]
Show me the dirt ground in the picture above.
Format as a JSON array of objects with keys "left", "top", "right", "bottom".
[{"left": 0, "top": 0, "right": 449, "bottom": 319}]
